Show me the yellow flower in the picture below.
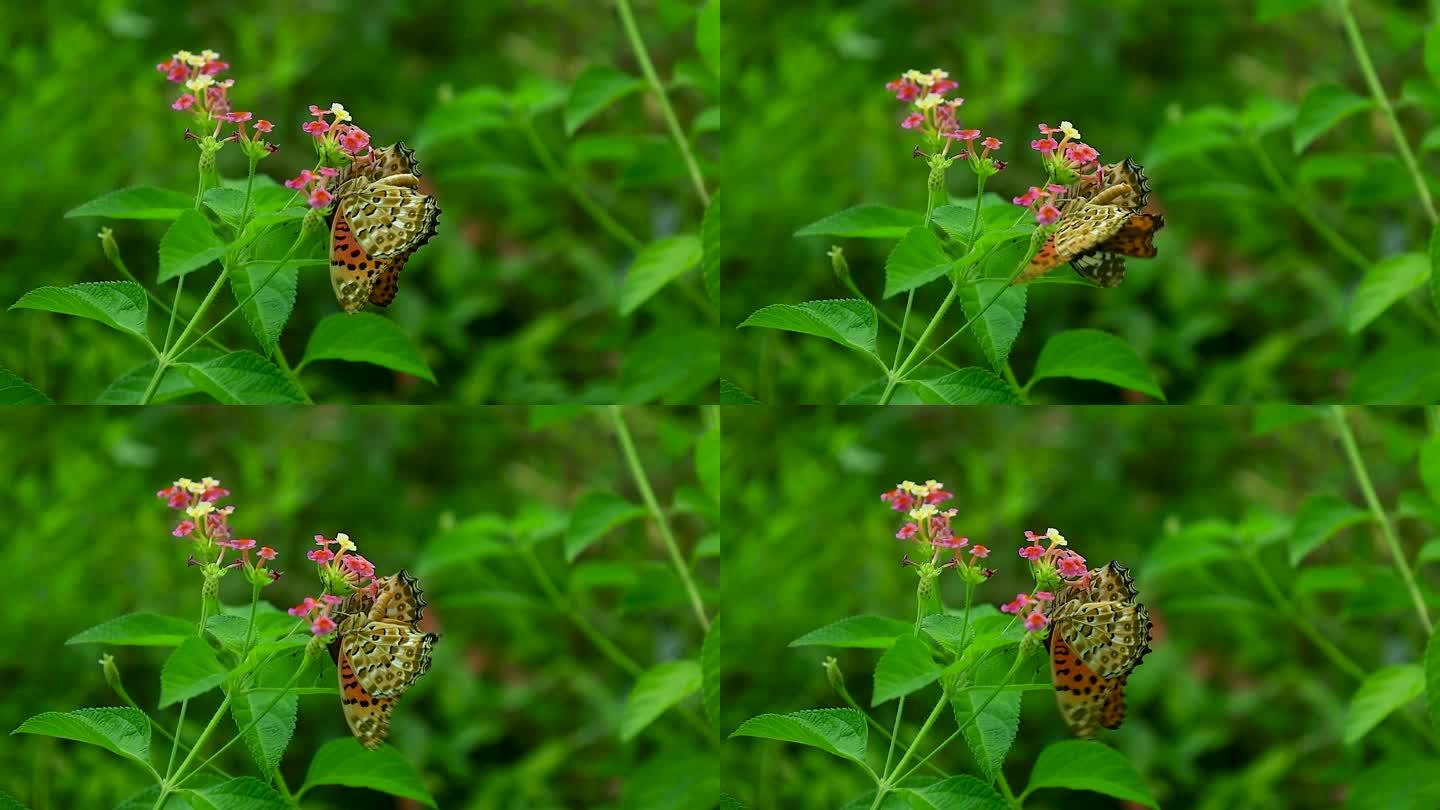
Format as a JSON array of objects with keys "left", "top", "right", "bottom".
[
  {"left": 903, "top": 69, "right": 925, "bottom": 83},
  {"left": 898, "top": 480, "right": 917, "bottom": 494},
  {"left": 1058, "top": 121, "right": 1080, "bottom": 140},
  {"left": 928, "top": 68, "right": 949, "bottom": 80},
  {"left": 914, "top": 93, "right": 942, "bottom": 111},
  {"left": 334, "top": 532, "right": 356, "bottom": 553},
  {"left": 200, "top": 477, "right": 220, "bottom": 490},
  {"left": 1046, "top": 527, "right": 1067, "bottom": 546},
  {"left": 924, "top": 479, "right": 944, "bottom": 492},
  {"left": 174, "top": 50, "right": 194, "bottom": 64},
  {"left": 200, "top": 49, "right": 220, "bottom": 62},
  {"left": 329, "top": 103, "right": 352, "bottom": 123},
  {"left": 185, "top": 74, "right": 215, "bottom": 92},
  {"left": 909, "top": 504, "right": 938, "bottom": 521},
  {"left": 175, "top": 477, "right": 195, "bottom": 491},
  {"left": 186, "top": 501, "right": 216, "bottom": 519},
  {"left": 183, "top": 51, "right": 207, "bottom": 67}
]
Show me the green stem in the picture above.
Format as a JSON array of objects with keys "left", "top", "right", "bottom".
[
  {"left": 830, "top": 679, "right": 947, "bottom": 777},
  {"left": 172, "top": 663, "right": 308, "bottom": 790},
  {"left": 1245, "top": 135, "right": 1370, "bottom": 271},
  {"left": 1338, "top": 0, "right": 1438, "bottom": 224},
  {"left": 1330, "top": 407, "right": 1433, "bottom": 633},
  {"left": 892, "top": 292, "right": 914, "bottom": 372},
  {"left": 140, "top": 266, "right": 232, "bottom": 404},
  {"left": 1243, "top": 549, "right": 1367, "bottom": 680},
  {"left": 615, "top": 0, "right": 710, "bottom": 205},
  {"left": 871, "top": 687, "right": 950, "bottom": 808},
  {"left": 878, "top": 286, "right": 959, "bottom": 404},
  {"left": 155, "top": 692, "right": 232, "bottom": 805},
  {"left": 520, "top": 116, "right": 644, "bottom": 252},
  {"left": 170, "top": 231, "right": 306, "bottom": 365},
  {"left": 162, "top": 275, "right": 186, "bottom": 356},
  {"left": 608, "top": 406, "right": 710, "bottom": 630},
  {"left": 272, "top": 348, "right": 313, "bottom": 405},
  {"left": 240, "top": 584, "right": 261, "bottom": 661},
  {"left": 912, "top": 251, "right": 1035, "bottom": 378},
  {"left": 895, "top": 651, "right": 1026, "bottom": 787}
]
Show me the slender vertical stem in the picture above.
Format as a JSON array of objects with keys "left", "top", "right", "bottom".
[
  {"left": 519, "top": 117, "right": 644, "bottom": 251},
  {"left": 1338, "top": 0, "right": 1438, "bottom": 224},
  {"left": 170, "top": 233, "right": 306, "bottom": 364},
  {"left": 894, "top": 651, "right": 1026, "bottom": 786},
  {"left": 162, "top": 276, "right": 186, "bottom": 356},
  {"left": 1245, "top": 136, "right": 1370, "bottom": 271},
  {"left": 1243, "top": 549, "right": 1367, "bottom": 680},
  {"left": 1330, "top": 407, "right": 1433, "bottom": 633},
  {"left": 517, "top": 541, "right": 640, "bottom": 676},
  {"left": 608, "top": 406, "right": 710, "bottom": 630},
  {"left": 614, "top": 0, "right": 711, "bottom": 205},
  {"left": 878, "top": 287, "right": 959, "bottom": 404},
  {"left": 870, "top": 688, "right": 951, "bottom": 809},
  {"left": 140, "top": 267, "right": 231, "bottom": 404}
]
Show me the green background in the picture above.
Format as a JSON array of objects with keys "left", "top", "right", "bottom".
[
  {"left": 0, "top": 405, "right": 718, "bottom": 808},
  {"left": 722, "top": 405, "right": 1440, "bottom": 808}
]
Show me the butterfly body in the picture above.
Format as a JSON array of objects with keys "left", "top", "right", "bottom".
[
  {"left": 1048, "top": 561, "right": 1153, "bottom": 738},
  {"left": 328, "top": 143, "right": 440, "bottom": 313},
  {"left": 335, "top": 570, "right": 438, "bottom": 748},
  {"left": 1014, "top": 158, "right": 1163, "bottom": 288}
]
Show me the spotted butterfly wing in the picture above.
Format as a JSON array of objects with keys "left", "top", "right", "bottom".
[
  {"left": 1047, "top": 561, "right": 1153, "bottom": 737},
  {"left": 337, "top": 570, "right": 439, "bottom": 749}
]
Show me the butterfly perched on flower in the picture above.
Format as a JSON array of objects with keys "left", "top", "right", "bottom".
[
  {"left": 329, "top": 143, "right": 440, "bottom": 313},
  {"left": 1014, "top": 159, "right": 1164, "bottom": 288},
  {"left": 333, "top": 570, "right": 439, "bottom": 748},
  {"left": 1047, "top": 561, "right": 1153, "bottom": 738}
]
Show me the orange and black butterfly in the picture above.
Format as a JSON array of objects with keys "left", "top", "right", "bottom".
[
  {"left": 1048, "top": 561, "right": 1153, "bottom": 738},
  {"left": 333, "top": 570, "right": 438, "bottom": 748},
  {"left": 1014, "top": 159, "right": 1164, "bottom": 288},
  {"left": 329, "top": 144, "right": 440, "bottom": 313}
]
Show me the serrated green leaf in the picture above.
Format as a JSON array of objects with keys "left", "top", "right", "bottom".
[
  {"left": 0, "top": 367, "right": 49, "bottom": 403},
  {"left": 66, "top": 186, "right": 193, "bottom": 220},
  {"left": 873, "top": 635, "right": 942, "bottom": 705},
  {"left": 230, "top": 262, "right": 298, "bottom": 357},
  {"left": 621, "top": 659, "right": 702, "bottom": 740},
  {"left": 184, "top": 777, "right": 290, "bottom": 810},
  {"left": 905, "top": 368, "right": 1023, "bottom": 405},
  {"left": 958, "top": 280, "right": 1026, "bottom": 373},
  {"left": 1294, "top": 83, "right": 1373, "bottom": 153},
  {"left": 729, "top": 709, "right": 868, "bottom": 765},
  {"left": 300, "top": 313, "right": 435, "bottom": 383},
  {"left": 95, "top": 352, "right": 220, "bottom": 404},
  {"left": 301, "top": 737, "right": 436, "bottom": 806},
  {"left": 884, "top": 227, "right": 953, "bottom": 298},
  {"left": 67, "top": 613, "right": 195, "bottom": 647},
  {"left": 160, "top": 637, "right": 227, "bottom": 707},
  {"left": 157, "top": 209, "right": 226, "bottom": 283},
  {"left": 795, "top": 205, "right": 921, "bottom": 240},
  {"left": 13, "top": 707, "right": 150, "bottom": 765},
  {"left": 566, "top": 491, "right": 647, "bottom": 561},
  {"left": 719, "top": 378, "right": 759, "bottom": 404},
  {"left": 180, "top": 351, "right": 307, "bottom": 404},
  {"left": 230, "top": 692, "right": 297, "bottom": 775},
  {"left": 1344, "top": 665, "right": 1424, "bottom": 744},
  {"left": 201, "top": 187, "right": 247, "bottom": 227},
  {"left": 790, "top": 615, "right": 912, "bottom": 649},
  {"left": 621, "top": 234, "right": 703, "bottom": 315},
  {"left": 1349, "top": 252, "right": 1430, "bottom": 333},
  {"left": 1029, "top": 329, "right": 1165, "bottom": 400},
  {"left": 1289, "top": 494, "right": 1370, "bottom": 565},
  {"left": 951, "top": 654, "right": 1021, "bottom": 782},
  {"left": 12, "top": 282, "right": 150, "bottom": 343},
  {"left": 1022, "top": 740, "right": 1158, "bottom": 808},
  {"left": 739, "top": 299, "right": 878, "bottom": 356},
  {"left": 899, "top": 775, "right": 1009, "bottom": 810}
]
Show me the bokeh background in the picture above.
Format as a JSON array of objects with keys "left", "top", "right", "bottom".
[
  {"left": 723, "top": 405, "right": 1440, "bottom": 809},
  {"left": 724, "top": 0, "right": 1440, "bottom": 403},
  {"left": 0, "top": 405, "right": 718, "bottom": 808},
  {"left": 3, "top": 0, "right": 716, "bottom": 403}
]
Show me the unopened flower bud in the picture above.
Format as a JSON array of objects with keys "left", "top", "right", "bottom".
[
  {"left": 100, "top": 654, "right": 133, "bottom": 705},
  {"left": 828, "top": 246, "right": 850, "bottom": 284}
]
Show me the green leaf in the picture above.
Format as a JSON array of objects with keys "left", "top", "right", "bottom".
[
  {"left": 1145, "top": 107, "right": 1239, "bottom": 167},
  {"left": 1431, "top": 223, "right": 1440, "bottom": 317},
  {"left": 0, "top": 367, "right": 49, "bottom": 404},
  {"left": 1022, "top": 740, "right": 1158, "bottom": 808},
  {"left": 953, "top": 227, "right": 1035, "bottom": 273},
  {"left": 958, "top": 280, "right": 1026, "bottom": 373},
  {"left": 1289, "top": 493, "right": 1370, "bottom": 565},
  {"left": 184, "top": 777, "right": 290, "bottom": 810},
  {"left": 230, "top": 262, "right": 298, "bottom": 357},
  {"left": 795, "top": 205, "right": 922, "bottom": 240},
  {"left": 414, "top": 86, "right": 510, "bottom": 151},
  {"left": 301, "top": 737, "right": 437, "bottom": 806},
  {"left": 790, "top": 615, "right": 912, "bottom": 649},
  {"left": 1425, "top": 25, "right": 1440, "bottom": 91},
  {"left": 203, "top": 615, "right": 251, "bottom": 652},
  {"left": 67, "top": 613, "right": 195, "bottom": 647},
  {"left": 564, "top": 65, "right": 645, "bottom": 135},
  {"left": 1294, "top": 83, "right": 1373, "bottom": 153},
  {"left": 620, "top": 234, "right": 703, "bottom": 315},
  {"left": 1349, "top": 252, "right": 1430, "bottom": 332},
  {"left": 931, "top": 195, "right": 1022, "bottom": 241},
  {"left": 180, "top": 351, "right": 307, "bottom": 404},
  {"left": 621, "top": 659, "right": 702, "bottom": 740},
  {"left": 884, "top": 227, "right": 953, "bottom": 298},
  {"left": 1345, "top": 664, "right": 1425, "bottom": 744},
  {"left": 1426, "top": 631, "right": 1440, "bottom": 735},
  {"left": 1257, "top": 0, "right": 1324, "bottom": 21},
  {"left": 729, "top": 709, "right": 868, "bottom": 765},
  {"left": 696, "top": 426, "right": 720, "bottom": 506},
  {"left": 905, "top": 368, "right": 1023, "bottom": 405},
  {"left": 703, "top": 192, "right": 721, "bottom": 303},
  {"left": 703, "top": 614, "right": 721, "bottom": 732},
  {"left": 157, "top": 209, "right": 226, "bottom": 283},
  {"left": 66, "top": 186, "right": 193, "bottom": 220},
  {"left": 202, "top": 187, "right": 247, "bottom": 227},
  {"left": 11, "top": 282, "right": 150, "bottom": 344},
  {"left": 301, "top": 313, "right": 435, "bottom": 383},
  {"left": 1421, "top": 435, "right": 1440, "bottom": 507},
  {"left": 416, "top": 514, "right": 511, "bottom": 575},
  {"left": 720, "top": 378, "right": 760, "bottom": 404},
  {"left": 12, "top": 707, "right": 150, "bottom": 765},
  {"left": 1029, "top": 329, "right": 1165, "bottom": 401},
  {"left": 231, "top": 692, "right": 297, "bottom": 775},
  {"left": 872, "top": 635, "right": 943, "bottom": 705},
  {"left": 565, "top": 490, "right": 647, "bottom": 561},
  {"left": 954, "top": 655, "right": 1026, "bottom": 781},
  {"left": 96, "top": 354, "right": 218, "bottom": 404},
  {"left": 692, "top": 0, "right": 722, "bottom": 78},
  {"left": 899, "top": 775, "right": 1009, "bottom": 810},
  {"left": 739, "top": 299, "right": 878, "bottom": 356},
  {"left": 918, "top": 614, "right": 970, "bottom": 652},
  {"left": 160, "top": 637, "right": 227, "bottom": 707}
]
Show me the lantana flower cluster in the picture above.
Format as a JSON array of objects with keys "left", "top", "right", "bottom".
[
  {"left": 1018, "top": 527, "right": 1091, "bottom": 590},
  {"left": 288, "top": 593, "right": 344, "bottom": 636},
  {"left": 284, "top": 167, "right": 341, "bottom": 209},
  {"left": 1001, "top": 590, "right": 1054, "bottom": 632},
  {"left": 289, "top": 532, "right": 378, "bottom": 637},
  {"left": 155, "top": 48, "right": 276, "bottom": 161},
  {"left": 304, "top": 103, "right": 372, "bottom": 166},
  {"left": 1030, "top": 121, "right": 1102, "bottom": 185},
  {"left": 156, "top": 477, "right": 279, "bottom": 587},
  {"left": 882, "top": 479, "right": 993, "bottom": 585},
  {"left": 885, "top": 69, "right": 1004, "bottom": 180}
]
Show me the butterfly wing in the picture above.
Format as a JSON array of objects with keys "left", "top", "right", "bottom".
[
  {"left": 1050, "top": 634, "right": 1121, "bottom": 739},
  {"left": 340, "top": 175, "right": 440, "bottom": 259},
  {"left": 1071, "top": 251, "right": 1127, "bottom": 287},
  {"left": 352, "top": 570, "right": 439, "bottom": 696},
  {"left": 329, "top": 204, "right": 383, "bottom": 314},
  {"left": 1014, "top": 204, "right": 1131, "bottom": 285},
  {"left": 338, "top": 618, "right": 396, "bottom": 750},
  {"left": 1100, "top": 673, "right": 1131, "bottom": 730},
  {"left": 1053, "top": 600, "right": 1151, "bottom": 678},
  {"left": 367, "top": 570, "right": 430, "bottom": 626},
  {"left": 1085, "top": 158, "right": 1151, "bottom": 210},
  {"left": 1098, "top": 213, "right": 1164, "bottom": 258}
]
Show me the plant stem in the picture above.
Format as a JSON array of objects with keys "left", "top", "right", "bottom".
[
  {"left": 170, "top": 231, "right": 307, "bottom": 364},
  {"left": 870, "top": 688, "right": 950, "bottom": 808},
  {"left": 608, "top": 406, "right": 710, "bottom": 630},
  {"left": 139, "top": 266, "right": 232, "bottom": 404},
  {"left": 615, "top": 0, "right": 710, "bottom": 205},
  {"left": 894, "top": 651, "right": 1027, "bottom": 786},
  {"left": 1245, "top": 135, "right": 1371, "bottom": 271},
  {"left": 878, "top": 286, "right": 959, "bottom": 403},
  {"left": 1338, "top": 0, "right": 1438, "bottom": 224},
  {"left": 1243, "top": 549, "right": 1367, "bottom": 680},
  {"left": 155, "top": 692, "right": 232, "bottom": 805},
  {"left": 272, "top": 348, "right": 313, "bottom": 404},
  {"left": 519, "top": 117, "right": 644, "bottom": 251},
  {"left": 171, "top": 661, "right": 309, "bottom": 790},
  {"left": 1330, "top": 406, "right": 1433, "bottom": 633}
]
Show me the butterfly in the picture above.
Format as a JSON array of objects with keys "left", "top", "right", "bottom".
[
  {"left": 329, "top": 143, "right": 441, "bottom": 313},
  {"left": 1013, "top": 158, "right": 1164, "bottom": 288},
  {"left": 1047, "top": 561, "right": 1153, "bottom": 738},
  {"left": 334, "top": 570, "right": 439, "bottom": 749}
]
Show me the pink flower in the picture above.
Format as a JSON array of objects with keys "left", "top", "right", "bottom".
[
  {"left": 172, "top": 94, "right": 195, "bottom": 111},
  {"left": 284, "top": 170, "right": 315, "bottom": 189},
  {"left": 201, "top": 486, "right": 229, "bottom": 502},
  {"left": 969, "top": 545, "right": 990, "bottom": 558},
  {"left": 257, "top": 546, "right": 277, "bottom": 561},
  {"left": 314, "top": 534, "right": 332, "bottom": 546},
  {"left": 201, "top": 60, "right": 229, "bottom": 76},
  {"left": 950, "top": 129, "right": 981, "bottom": 141},
  {"left": 1031, "top": 137, "right": 1058, "bottom": 154},
  {"left": 1024, "top": 611, "right": 1048, "bottom": 632},
  {"left": 896, "top": 522, "right": 918, "bottom": 540},
  {"left": 880, "top": 488, "right": 916, "bottom": 512},
  {"left": 1034, "top": 591, "right": 1055, "bottom": 602},
  {"left": 309, "top": 104, "right": 327, "bottom": 117},
  {"left": 933, "top": 532, "right": 969, "bottom": 549},
  {"left": 337, "top": 125, "right": 371, "bottom": 156},
  {"left": 931, "top": 78, "right": 958, "bottom": 96},
  {"left": 1013, "top": 187, "right": 1041, "bottom": 207},
  {"left": 288, "top": 597, "right": 318, "bottom": 617},
  {"left": 302, "top": 120, "right": 328, "bottom": 137},
  {"left": 1035, "top": 203, "right": 1060, "bottom": 225},
  {"left": 308, "top": 188, "right": 333, "bottom": 208},
  {"left": 307, "top": 548, "right": 335, "bottom": 564},
  {"left": 1038, "top": 123, "right": 1058, "bottom": 134},
  {"left": 310, "top": 615, "right": 337, "bottom": 635},
  {"left": 923, "top": 488, "right": 953, "bottom": 505},
  {"left": 885, "top": 78, "right": 919, "bottom": 101},
  {"left": 172, "top": 520, "right": 196, "bottom": 538},
  {"left": 1064, "top": 143, "right": 1098, "bottom": 165},
  {"left": 1019, "top": 545, "right": 1045, "bottom": 560},
  {"left": 157, "top": 485, "right": 189, "bottom": 509},
  {"left": 981, "top": 136, "right": 1002, "bottom": 150},
  {"left": 1046, "top": 184, "right": 1067, "bottom": 197},
  {"left": 253, "top": 119, "right": 273, "bottom": 133},
  {"left": 1000, "top": 593, "right": 1032, "bottom": 614},
  {"left": 219, "top": 111, "right": 252, "bottom": 123},
  {"left": 318, "top": 167, "right": 339, "bottom": 177},
  {"left": 231, "top": 538, "right": 256, "bottom": 551},
  {"left": 321, "top": 594, "right": 343, "bottom": 606},
  {"left": 1057, "top": 552, "right": 1088, "bottom": 579},
  {"left": 901, "top": 113, "right": 924, "bottom": 130},
  {"left": 342, "top": 554, "right": 376, "bottom": 579}
]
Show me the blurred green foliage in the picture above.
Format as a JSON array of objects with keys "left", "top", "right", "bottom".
[
  {"left": 724, "top": 0, "right": 1440, "bottom": 403},
  {"left": 2, "top": 0, "right": 717, "bottom": 404},
  {"left": 0, "top": 405, "right": 718, "bottom": 808},
  {"left": 723, "top": 405, "right": 1440, "bottom": 809}
]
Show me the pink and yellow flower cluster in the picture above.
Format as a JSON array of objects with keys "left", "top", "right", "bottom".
[
  {"left": 156, "top": 476, "right": 279, "bottom": 584},
  {"left": 885, "top": 69, "right": 1004, "bottom": 177},
  {"left": 881, "top": 480, "right": 992, "bottom": 582}
]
